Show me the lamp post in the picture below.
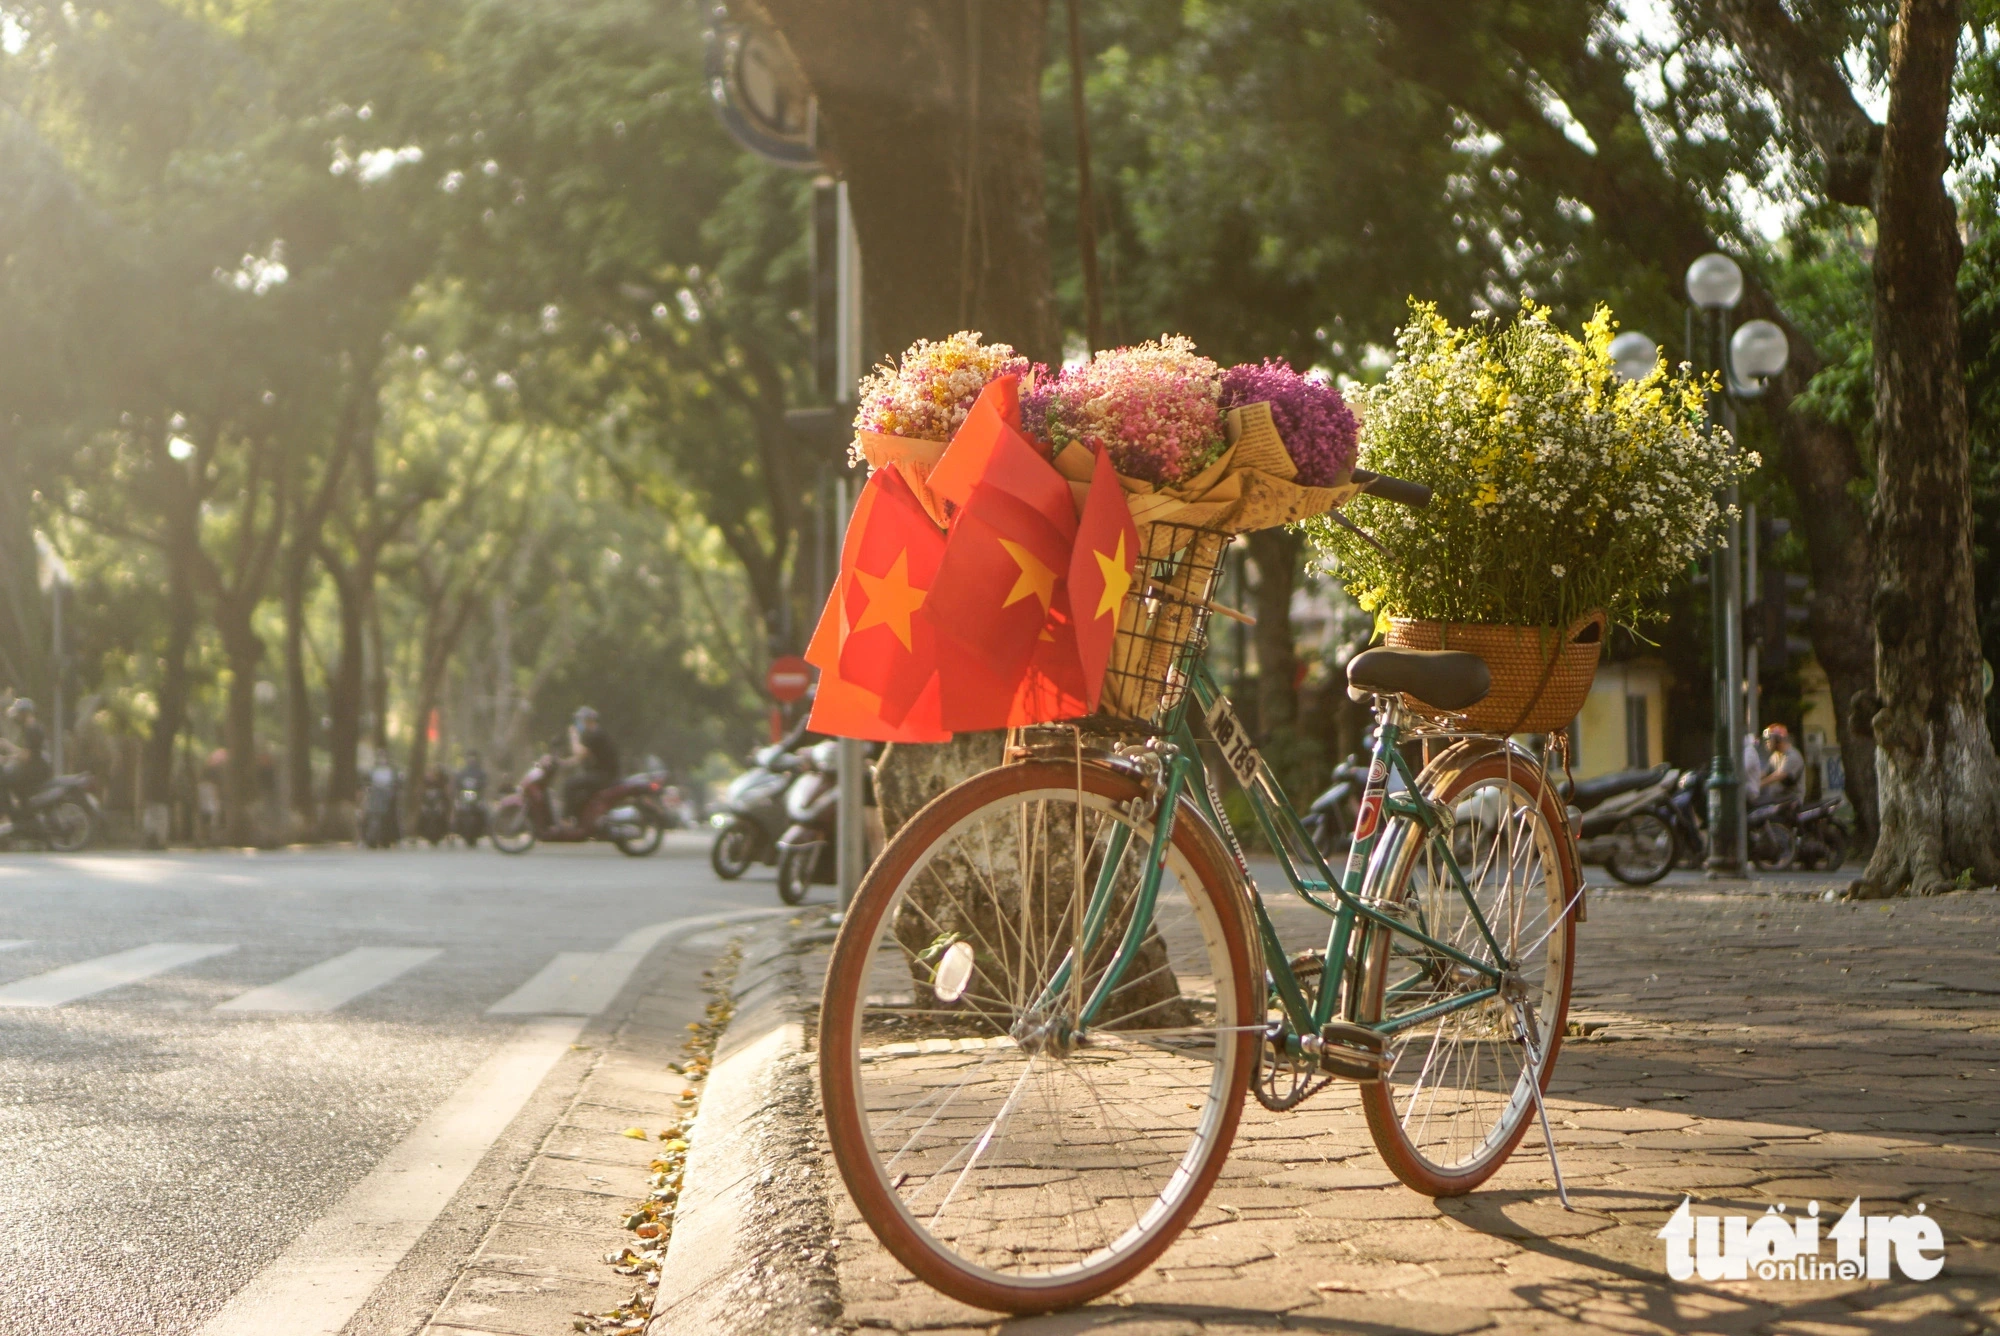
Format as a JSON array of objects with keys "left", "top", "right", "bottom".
[
  {"left": 1609, "top": 260, "right": 1788, "bottom": 877},
  {"left": 1686, "top": 254, "right": 1789, "bottom": 875}
]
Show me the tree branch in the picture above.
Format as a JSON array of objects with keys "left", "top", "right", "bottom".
[{"left": 1691, "top": 0, "right": 1883, "bottom": 206}]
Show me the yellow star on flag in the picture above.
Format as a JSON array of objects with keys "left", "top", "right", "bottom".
[
  {"left": 997, "top": 539, "right": 1058, "bottom": 611},
  {"left": 852, "top": 550, "right": 927, "bottom": 650},
  {"left": 1092, "top": 533, "right": 1132, "bottom": 620}
]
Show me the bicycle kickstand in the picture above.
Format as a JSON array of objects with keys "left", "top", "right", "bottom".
[{"left": 1512, "top": 1000, "right": 1572, "bottom": 1211}]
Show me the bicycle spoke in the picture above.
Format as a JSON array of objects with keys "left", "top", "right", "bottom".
[{"left": 829, "top": 770, "right": 1248, "bottom": 1290}]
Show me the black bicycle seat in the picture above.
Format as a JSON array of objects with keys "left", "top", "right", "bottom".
[{"left": 1346, "top": 648, "right": 1492, "bottom": 711}]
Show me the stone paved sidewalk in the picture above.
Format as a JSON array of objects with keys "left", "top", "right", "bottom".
[{"left": 806, "top": 879, "right": 2000, "bottom": 1334}]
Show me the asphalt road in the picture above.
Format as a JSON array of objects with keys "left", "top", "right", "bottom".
[{"left": 0, "top": 835, "right": 810, "bottom": 1335}]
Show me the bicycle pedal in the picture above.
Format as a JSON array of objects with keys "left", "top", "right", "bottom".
[{"left": 1309, "top": 1021, "right": 1387, "bottom": 1081}]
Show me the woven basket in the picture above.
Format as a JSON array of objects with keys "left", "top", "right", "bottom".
[
  {"left": 1385, "top": 611, "right": 1607, "bottom": 734},
  {"left": 1098, "top": 523, "right": 1230, "bottom": 727}
]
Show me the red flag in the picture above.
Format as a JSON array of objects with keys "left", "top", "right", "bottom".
[
  {"left": 927, "top": 375, "right": 1021, "bottom": 508},
  {"left": 927, "top": 490, "right": 1069, "bottom": 731},
  {"left": 837, "top": 468, "right": 946, "bottom": 725},
  {"left": 1009, "top": 588, "right": 1092, "bottom": 724},
  {"left": 804, "top": 472, "right": 950, "bottom": 743},
  {"left": 1066, "top": 445, "right": 1142, "bottom": 710}
]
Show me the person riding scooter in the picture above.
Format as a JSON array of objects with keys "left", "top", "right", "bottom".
[
  {"left": 1, "top": 699, "right": 51, "bottom": 824},
  {"left": 560, "top": 706, "right": 620, "bottom": 827}
]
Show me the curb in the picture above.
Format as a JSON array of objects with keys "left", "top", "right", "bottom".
[{"left": 648, "top": 914, "right": 842, "bottom": 1335}]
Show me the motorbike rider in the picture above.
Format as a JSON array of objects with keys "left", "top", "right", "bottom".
[
  {"left": 560, "top": 706, "right": 620, "bottom": 825},
  {"left": 1, "top": 699, "right": 51, "bottom": 821},
  {"left": 1759, "top": 723, "right": 1805, "bottom": 801},
  {"left": 458, "top": 750, "right": 487, "bottom": 794}
]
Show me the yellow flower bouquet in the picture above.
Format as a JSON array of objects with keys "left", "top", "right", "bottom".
[{"left": 1306, "top": 300, "right": 1751, "bottom": 731}]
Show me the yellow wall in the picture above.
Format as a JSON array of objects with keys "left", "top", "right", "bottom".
[{"left": 1571, "top": 660, "right": 1669, "bottom": 779}]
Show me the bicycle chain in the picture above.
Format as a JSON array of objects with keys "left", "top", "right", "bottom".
[{"left": 1253, "top": 950, "right": 1334, "bottom": 1111}]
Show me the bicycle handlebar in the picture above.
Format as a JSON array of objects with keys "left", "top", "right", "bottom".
[{"left": 1351, "top": 469, "right": 1432, "bottom": 509}]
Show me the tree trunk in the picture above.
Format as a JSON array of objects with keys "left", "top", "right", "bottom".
[
  {"left": 322, "top": 555, "right": 366, "bottom": 837},
  {"left": 366, "top": 585, "right": 389, "bottom": 755},
  {"left": 748, "top": 0, "right": 1061, "bottom": 367},
  {"left": 1247, "top": 529, "right": 1300, "bottom": 733},
  {"left": 145, "top": 521, "right": 200, "bottom": 813},
  {"left": 1773, "top": 398, "right": 1879, "bottom": 844},
  {"left": 0, "top": 439, "right": 45, "bottom": 703},
  {"left": 217, "top": 606, "right": 263, "bottom": 847},
  {"left": 1854, "top": 0, "right": 2000, "bottom": 897},
  {"left": 750, "top": 0, "right": 1063, "bottom": 839},
  {"left": 281, "top": 548, "right": 315, "bottom": 834}
]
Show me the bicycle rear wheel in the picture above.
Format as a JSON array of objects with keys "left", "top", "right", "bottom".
[
  {"left": 820, "top": 759, "right": 1258, "bottom": 1313},
  {"left": 1357, "top": 743, "right": 1577, "bottom": 1196}
]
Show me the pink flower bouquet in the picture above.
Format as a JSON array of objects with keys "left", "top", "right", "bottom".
[{"left": 1021, "top": 335, "right": 1226, "bottom": 486}]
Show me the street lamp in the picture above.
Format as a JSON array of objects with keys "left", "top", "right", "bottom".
[
  {"left": 1608, "top": 332, "right": 1659, "bottom": 384},
  {"left": 1682, "top": 252, "right": 1789, "bottom": 876}
]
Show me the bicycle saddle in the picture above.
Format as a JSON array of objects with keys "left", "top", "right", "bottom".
[{"left": 1345, "top": 648, "right": 1492, "bottom": 711}]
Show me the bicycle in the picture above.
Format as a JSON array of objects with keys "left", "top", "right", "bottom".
[{"left": 819, "top": 501, "right": 1584, "bottom": 1314}]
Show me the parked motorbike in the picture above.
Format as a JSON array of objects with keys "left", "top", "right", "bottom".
[
  {"left": 1300, "top": 733, "right": 1376, "bottom": 858},
  {"left": 360, "top": 763, "right": 402, "bottom": 849},
  {"left": 453, "top": 765, "right": 488, "bottom": 846},
  {"left": 416, "top": 769, "right": 452, "bottom": 846},
  {"left": 0, "top": 773, "right": 99, "bottom": 852},
  {"left": 774, "top": 739, "right": 843, "bottom": 905},
  {"left": 1789, "top": 794, "right": 1851, "bottom": 870},
  {"left": 489, "top": 751, "right": 674, "bottom": 857},
  {"left": 710, "top": 739, "right": 806, "bottom": 880},
  {"left": 1593, "top": 769, "right": 1711, "bottom": 885}
]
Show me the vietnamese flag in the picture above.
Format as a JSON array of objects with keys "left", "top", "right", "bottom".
[
  {"left": 927, "top": 375, "right": 1024, "bottom": 509},
  {"left": 805, "top": 471, "right": 949, "bottom": 743},
  {"left": 1010, "top": 588, "right": 1092, "bottom": 724},
  {"left": 927, "top": 484, "right": 1074, "bottom": 732},
  {"left": 837, "top": 467, "right": 946, "bottom": 725},
  {"left": 1067, "top": 445, "right": 1143, "bottom": 710}
]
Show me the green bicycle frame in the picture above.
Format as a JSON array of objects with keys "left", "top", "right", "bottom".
[{"left": 1059, "top": 656, "right": 1512, "bottom": 1050}]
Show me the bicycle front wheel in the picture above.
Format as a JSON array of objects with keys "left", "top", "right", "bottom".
[
  {"left": 820, "top": 759, "right": 1259, "bottom": 1313},
  {"left": 1357, "top": 743, "right": 1577, "bottom": 1196}
]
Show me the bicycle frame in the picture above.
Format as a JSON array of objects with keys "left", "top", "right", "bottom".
[{"left": 1053, "top": 658, "right": 1513, "bottom": 1057}]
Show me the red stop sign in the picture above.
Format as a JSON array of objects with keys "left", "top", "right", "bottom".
[{"left": 766, "top": 654, "right": 814, "bottom": 703}]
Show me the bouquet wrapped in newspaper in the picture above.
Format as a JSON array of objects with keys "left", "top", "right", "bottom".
[{"left": 813, "top": 332, "right": 1364, "bottom": 738}]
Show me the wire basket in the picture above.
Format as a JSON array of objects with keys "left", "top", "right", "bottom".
[{"left": 1098, "top": 522, "right": 1231, "bottom": 728}]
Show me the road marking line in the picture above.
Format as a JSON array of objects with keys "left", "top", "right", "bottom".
[
  {"left": 0, "top": 940, "right": 30, "bottom": 952},
  {"left": 192, "top": 1015, "right": 585, "bottom": 1336},
  {"left": 192, "top": 909, "right": 781, "bottom": 1336},
  {"left": 0, "top": 943, "right": 236, "bottom": 1007},
  {"left": 216, "top": 947, "right": 444, "bottom": 1013},
  {"left": 485, "top": 914, "right": 774, "bottom": 1016}
]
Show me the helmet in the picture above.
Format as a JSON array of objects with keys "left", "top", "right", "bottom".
[
  {"left": 1761, "top": 723, "right": 1789, "bottom": 742},
  {"left": 6, "top": 698, "right": 33, "bottom": 718},
  {"left": 573, "top": 706, "right": 599, "bottom": 728}
]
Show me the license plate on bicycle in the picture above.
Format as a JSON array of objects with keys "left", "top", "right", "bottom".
[{"left": 1204, "top": 693, "right": 1263, "bottom": 787}]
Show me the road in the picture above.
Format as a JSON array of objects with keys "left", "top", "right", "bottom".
[{"left": 0, "top": 836, "right": 807, "bottom": 1335}]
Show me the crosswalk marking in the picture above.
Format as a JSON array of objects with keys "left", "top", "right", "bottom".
[
  {"left": 217, "top": 948, "right": 443, "bottom": 1013},
  {"left": 486, "top": 951, "right": 627, "bottom": 1016},
  {"left": 485, "top": 914, "right": 775, "bottom": 1017},
  {"left": 0, "top": 943, "right": 236, "bottom": 1008}
]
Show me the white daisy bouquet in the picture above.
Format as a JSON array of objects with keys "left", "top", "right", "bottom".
[{"left": 1307, "top": 300, "right": 1749, "bottom": 630}]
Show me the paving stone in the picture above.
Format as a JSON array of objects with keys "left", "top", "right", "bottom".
[
  {"left": 805, "top": 890, "right": 2000, "bottom": 1335},
  {"left": 1289, "top": 1293, "right": 1497, "bottom": 1333}
]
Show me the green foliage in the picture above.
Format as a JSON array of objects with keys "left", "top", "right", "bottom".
[{"left": 1307, "top": 302, "right": 1745, "bottom": 629}]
